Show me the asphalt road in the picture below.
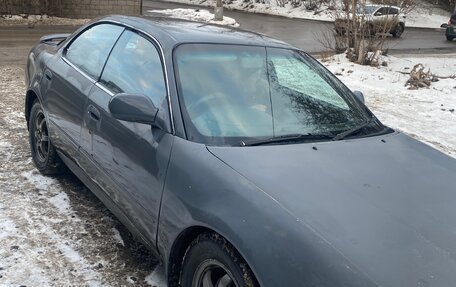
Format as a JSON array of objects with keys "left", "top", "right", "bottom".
[
  {"left": 0, "top": 1, "right": 453, "bottom": 66},
  {"left": 143, "top": 0, "right": 456, "bottom": 54},
  {"left": 0, "top": 25, "right": 78, "bottom": 65}
]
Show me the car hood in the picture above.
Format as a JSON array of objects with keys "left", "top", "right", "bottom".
[{"left": 207, "top": 132, "right": 456, "bottom": 286}]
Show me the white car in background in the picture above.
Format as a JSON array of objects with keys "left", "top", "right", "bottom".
[
  {"left": 335, "top": 4, "right": 407, "bottom": 38},
  {"left": 357, "top": 4, "right": 406, "bottom": 37}
]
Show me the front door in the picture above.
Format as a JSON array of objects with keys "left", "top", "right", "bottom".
[{"left": 80, "top": 30, "right": 173, "bottom": 246}]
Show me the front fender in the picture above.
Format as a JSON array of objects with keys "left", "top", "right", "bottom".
[{"left": 158, "top": 137, "right": 376, "bottom": 286}]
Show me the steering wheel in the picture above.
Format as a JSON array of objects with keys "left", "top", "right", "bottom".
[{"left": 187, "top": 92, "right": 226, "bottom": 117}]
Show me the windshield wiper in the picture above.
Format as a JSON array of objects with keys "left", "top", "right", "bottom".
[
  {"left": 240, "top": 133, "right": 334, "bottom": 147},
  {"left": 332, "top": 116, "right": 377, "bottom": 141}
]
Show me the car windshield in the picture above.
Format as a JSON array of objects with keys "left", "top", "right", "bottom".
[
  {"left": 356, "top": 5, "right": 378, "bottom": 14},
  {"left": 174, "top": 44, "right": 384, "bottom": 146}
]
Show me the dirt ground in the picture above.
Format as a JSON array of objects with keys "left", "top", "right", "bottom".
[{"left": 0, "top": 25, "right": 165, "bottom": 287}]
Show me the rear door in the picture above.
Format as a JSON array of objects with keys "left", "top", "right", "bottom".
[
  {"left": 372, "top": 7, "right": 385, "bottom": 21},
  {"left": 43, "top": 23, "right": 124, "bottom": 158},
  {"left": 80, "top": 29, "right": 173, "bottom": 245}
]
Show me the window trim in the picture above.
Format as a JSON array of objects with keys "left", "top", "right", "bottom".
[
  {"left": 389, "top": 7, "right": 399, "bottom": 15},
  {"left": 62, "top": 22, "right": 125, "bottom": 83}
]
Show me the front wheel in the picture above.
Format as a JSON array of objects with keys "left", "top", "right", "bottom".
[
  {"left": 29, "top": 100, "right": 63, "bottom": 175},
  {"left": 447, "top": 35, "right": 454, "bottom": 41},
  {"left": 181, "top": 233, "right": 258, "bottom": 287}
]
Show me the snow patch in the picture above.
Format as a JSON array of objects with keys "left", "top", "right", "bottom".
[
  {"left": 0, "top": 206, "right": 18, "bottom": 240},
  {"left": 149, "top": 8, "right": 240, "bottom": 27},
  {"left": 48, "top": 192, "right": 71, "bottom": 214},
  {"left": 0, "top": 217, "right": 17, "bottom": 239},
  {"left": 112, "top": 227, "right": 125, "bottom": 247},
  {"left": 21, "top": 170, "right": 57, "bottom": 190},
  {"left": 58, "top": 242, "right": 83, "bottom": 263},
  {"left": 0, "top": 14, "right": 90, "bottom": 26},
  {"left": 322, "top": 53, "right": 456, "bottom": 157},
  {"left": 406, "top": 2, "right": 451, "bottom": 28},
  {"left": 145, "top": 264, "right": 167, "bottom": 287},
  {"left": 0, "top": 140, "right": 12, "bottom": 148},
  {"left": 127, "top": 276, "right": 137, "bottom": 283}
]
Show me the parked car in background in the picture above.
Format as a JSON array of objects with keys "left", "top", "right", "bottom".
[
  {"left": 25, "top": 15, "right": 456, "bottom": 287},
  {"left": 446, "top": 11, "right": 456, "bottom": 41},
  {"left": 335, "top": 4, "right": 406, "bottom": 38}
]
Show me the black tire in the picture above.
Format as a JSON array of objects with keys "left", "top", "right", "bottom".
[
  {"left": 391, "top": 24, "right": 404, "bottom": 38},
  {"left": 446, "top": 35, "right": 454, "bottom": 41},
  {"left": 181, "top": 233, "right": 258, "bottom": 287},
  {"left": 29, "top": 100, "right": 63, "bottom": 175}
]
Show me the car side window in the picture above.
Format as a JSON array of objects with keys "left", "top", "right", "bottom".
[
  {"left": 375, "top": 7, "right": 387, "bottom": 16},
  {"left": 389, "top": 8, "right": 399, "bottom": 15},
  {"left": 65, "top": 23, "right": 124, "bottom": 79},
  {"left": 100, "top": 30, "right": 167, "bottom": 106}
]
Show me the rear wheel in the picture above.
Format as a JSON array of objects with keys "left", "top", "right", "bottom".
[
  {"left": 181, "top": 233, "right": 258, "bottom": 287},
  {"left": 391, "top": 24, "right": 404, "bottom": 38},
  {"left": 29, "top": 100, "right": 63, "bottom": 175}
]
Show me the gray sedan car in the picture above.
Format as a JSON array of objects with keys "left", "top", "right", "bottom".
[{"left": 25, "top": 15, "right": 456, "bottom": 287}]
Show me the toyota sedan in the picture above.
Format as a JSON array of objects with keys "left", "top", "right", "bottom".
[{"left": 25, "top": 15, "right": 456, "bottom": 287}]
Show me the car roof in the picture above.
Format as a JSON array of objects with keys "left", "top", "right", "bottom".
[
  {"left": 100, "top": 15, "right": 294, "bottom": 50},
  {"left": 364, "top": 4, "right": 401, "bottom": 9}
]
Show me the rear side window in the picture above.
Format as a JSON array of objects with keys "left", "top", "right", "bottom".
[
  {"left": 100, "top": 30, "right": 166, "bottom": 105},
  {"left": 389, "top": 7, "right": 399, "bottom": 15},
  {"left": 65, "top": 23, "right": 124, "bottom": 79}
]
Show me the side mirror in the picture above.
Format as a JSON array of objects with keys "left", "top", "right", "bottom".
[
  {"left": 109, "top": 93, "right": 159, "bottom": 126},
  {"left": 374, "top": 12, "right": 382, "bottom": 16},
  {"left": 353, "top": 90, "right": 365, "bottom": 104}
]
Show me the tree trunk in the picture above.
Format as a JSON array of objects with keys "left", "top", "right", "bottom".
[{"left": 214, "top": 0, "right": 224, "bottom": 21}]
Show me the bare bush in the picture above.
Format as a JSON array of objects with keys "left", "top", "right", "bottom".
[
  {"left": 305, "top": 0, "right": 321, "bottom": 11},
  {"left": 275, "top": 0, "right": 329, "bottom": 10},
  {"left": 290, "top": 0, "right": 302, "bottom": 8},
  {"left": 421, "top": 0, "right": 455, "bottom": 11},
  {"left": 405, "top": 64, "right": 434, "bottom": 89},
  {"left": 275, "top": 0, "right": 286, "bottom": 8},
  {"left": 328, "top": 0, "right": 410, "bottom": 65},
  {"left": 314, "top": 27, "right": 347, "bottom": 53}
]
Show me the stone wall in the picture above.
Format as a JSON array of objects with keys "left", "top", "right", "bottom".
[
  {"left": 0, "top": 0, "right": 142, "bottom": 18},
  {"left": 0, "top": 0, "right": 49, "bottom": 15},
  {"left": 53, "top": 0, "right": 141, "bottom": 18}
]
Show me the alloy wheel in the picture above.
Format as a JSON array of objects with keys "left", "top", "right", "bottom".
[
  {"left": 34, "top": 110, "right": 49, "bottom": 162},
  {"left": 193, "top": 259, "right": 238, "bottom": 287}
]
